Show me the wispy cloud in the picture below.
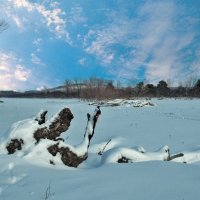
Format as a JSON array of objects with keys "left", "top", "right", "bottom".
[
  {"left": 84, "top": 27, "right": 120, "bottom": 65},
  {"left": 5, "top": 1, "right": 88, "bottom": 46},
  {"left": 33, "top": 38, "right": 42, "bottom": 52},
  {"left": 78, "top": 58, "right": 86, "bottom": 65},
  {"left": 31, "top": 53, "right": 44, "bottom": 66},
  {"left": 10, "top": 14, "right": 25, "bottom": 31},
  {"left": 68, "top": 5, "right": 87, "bottom": 25},
  {"left": 84, "top": 0, "right": 200, "bottom": 84},
  {"left": 133, "top": 0, "right": 197, "bottom": 83}
]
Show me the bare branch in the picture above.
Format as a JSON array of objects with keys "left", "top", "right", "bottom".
[
  {"left": 0, "top": 20, "right": 8, "bottom": 33},
  {"left": 43, "top": 182, "right": 55, "bottom": 200},
  {"left": 167, "top": 153, "right": 184, "bottom": 161},
  {"left": 98, "top": 139, "right": 112, "bottom": 155}
]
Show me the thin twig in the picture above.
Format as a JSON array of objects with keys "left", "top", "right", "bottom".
[
  {"left": 43, "top": 182, "right": 55, "bottom": 200},
  {"left": 98, "top": 139, "right": 112, "bottom": 155}
]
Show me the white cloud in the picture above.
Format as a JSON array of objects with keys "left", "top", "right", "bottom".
[
  {"left": 11, "top": 0, "right": 34, "bottom": 11},
  {"left": 4, "top": 1, "right": 88, "bottom": 45},
  {"left": 0, "top": 52, "right": 31, "bottom": 90},
  {"left": 0, "top": 51, "right": 57, "bottom": 91},
  {"left": 0, "top": 52, "right": 55, "bottom": 91},
  {"left": 15, "top": 65, "right": 31, "bottom": 81},
  {"left": 36, "top": 5, "right": 66, "bottom": 38},
  {"left": 7, "top": 0, "right": 71, "bottom": 42}
]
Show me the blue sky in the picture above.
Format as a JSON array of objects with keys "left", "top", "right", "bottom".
[{"left": 0, "top": 0, "right": 200, "bottom": 91}]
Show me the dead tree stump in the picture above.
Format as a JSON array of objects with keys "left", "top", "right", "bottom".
[
  {"left": 47, "top": 106, "right": 101, "bottom": 167},
  {"left": 34, "top": 108, "right": 74, "bottom": 143},
  {"left": 6, "top": 139, "right": 24, "bottom": 154},
  {"left": 47, "top": 144, "right": 88, "bottom": 167},
  {"left": 5, "top": 106, "right": 101, "bottom": 168},
  {"left": 35, "top": 110, "right": 48, "bottom": 125}
]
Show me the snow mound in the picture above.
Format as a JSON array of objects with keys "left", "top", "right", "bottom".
[
  {"left": 0, "top": 118, "right": 39, "bottom": 155},
  {"left": 101, "top": 145, "right": 170, "bottom": 164},
  {"left": 172, "top": 147, "right": 200, "bottom": 164}
]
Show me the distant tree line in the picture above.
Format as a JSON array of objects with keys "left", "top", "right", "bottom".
[
  {"left": 132, "top": 79, "right": 200, "bottom": 98},
  {"left": 63, "top": 78, "right": 200, "bottom": 99},
  {"left": 1, "top": 77, "right": 200, "bottom": 99}
]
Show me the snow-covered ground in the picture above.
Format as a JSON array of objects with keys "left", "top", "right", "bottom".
[{"left": 0, "top": 98, "right": 200, "bottom": 200}]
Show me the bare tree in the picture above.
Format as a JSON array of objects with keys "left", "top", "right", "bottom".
[
  {"left": 74, "top": 78, "right": 84, "bottom": 98},
  {"left": 0, "top": 20, "right": 8, "bottom": 33},
  {"left": 166, "top": 79, "right": 173, "bottom": 88},
  {"left": 64, "top": 79, "right": 72, "bottom": 97},
  {"left": 116, "top": 80, "right": 122, "bottom": 89},
  {"left": 185, "top": 75, "right": 197, "bottom": 88}
]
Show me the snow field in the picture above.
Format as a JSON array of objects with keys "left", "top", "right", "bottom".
[{"left": 0, "top": 98, "right": 200, "bottom": 199}]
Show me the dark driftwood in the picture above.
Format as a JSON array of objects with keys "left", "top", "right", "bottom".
[
  {"left": 6, "top": 139, "right": 24, "bottom": 154},
  {"left": 117, "top": 149, "right": 184, "bottom": 163},
  {"left": 118, "top": 156, "right": 132, "bottom": 163},
  {"left": 35, "top": 110, "right": 48, "bottom": 125},
  {"left": 34, "top": 108, "right": 74, "bottom": 143},
  {"left": 98, "top": 139, "right": 112, "bottom": 155},
  {"left": 167, "top": 153, "right": 184, "bottom": 161}
]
